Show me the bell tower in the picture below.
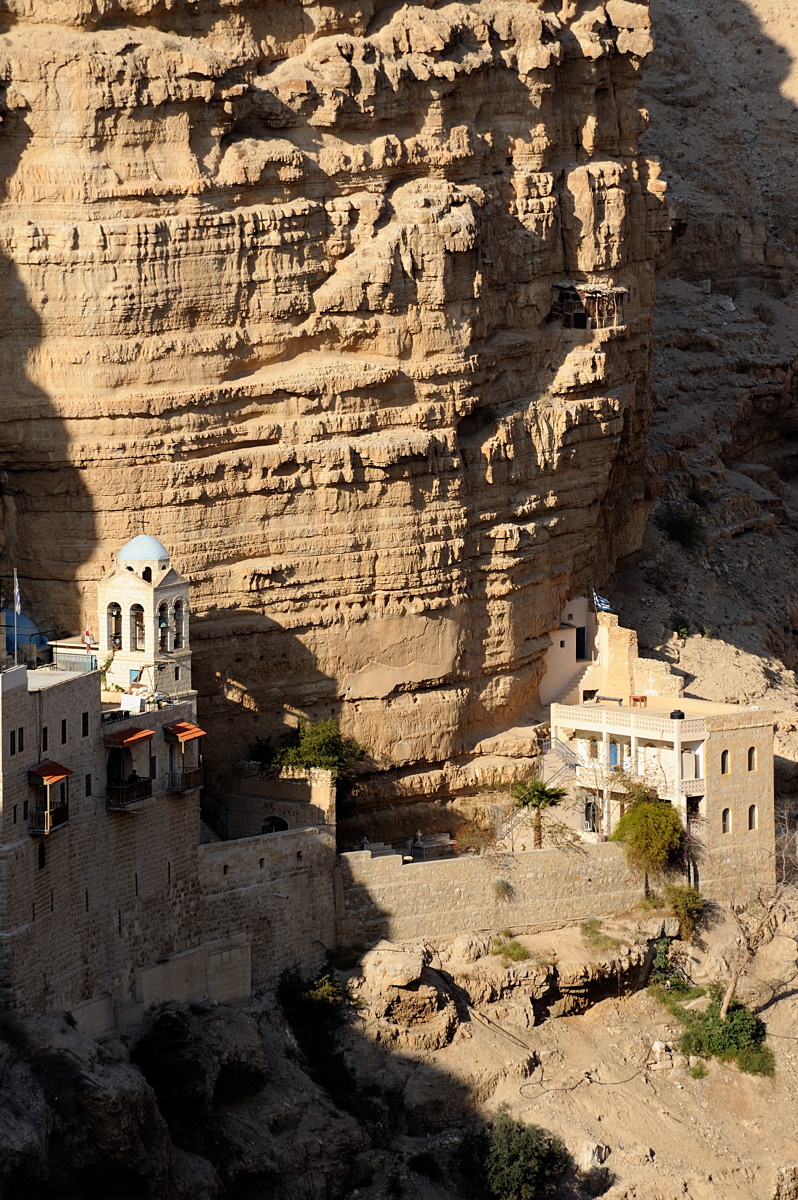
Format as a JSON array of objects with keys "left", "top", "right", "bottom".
[{"left": 97, "top": 534, "right": 192, "bottom": 696}]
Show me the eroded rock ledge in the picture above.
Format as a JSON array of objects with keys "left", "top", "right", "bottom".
[{"left": 0, "top": 1, "right": 667, "bottom": 770}]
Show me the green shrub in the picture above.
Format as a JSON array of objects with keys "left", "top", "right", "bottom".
[
  {"left": 670, "top": 612, "right": 691, "bottom": 639},
  {"left": 274, "top": 718, "right": 368, "bottom": 783},
  {"left": 690, "top": 1062, "right": 707, "bottom": 1079},
  {"left": 491, "top": 937, "right": 530, "bottom": 965},
  {"left": 663, "top": 883, "right": 705, "bottom": 940},
  {"left": 654, "top": 982, "right": 774, "bottom": 1077},
  {"left": 580, "top": 918, "right": 620, "bottom": 951},
  {"left": 493, "top": 878, "right": 515, "bottom": 902},
  {"left": 485, "top": 1104, "right": 568, "bottom": 1200},
  {"left": 610, "top": 787, "right": 684, "bottom": 900}
]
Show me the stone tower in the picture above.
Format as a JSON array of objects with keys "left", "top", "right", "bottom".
[{"left": 97, "top": 535, "right": 192, "bottom": 695}]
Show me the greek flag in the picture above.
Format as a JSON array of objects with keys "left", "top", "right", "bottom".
[
  {"left": 593, "top": 589, "right": 612, "bottom": 612},
  {"left": 13, "top": 569, "right": 20, "bottom": 615}
]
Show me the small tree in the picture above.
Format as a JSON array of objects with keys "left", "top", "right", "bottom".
[
  {"left": 485, "top": 1104, "right": 568, "bottom": 1200},
  {"left": 274, "top": 718, "right": 368, "bottom": 786},
  {"left": 610, "top": 783, "right": 684, "bottom": 899},
  {"left": 512, "top": 779, "right": 568, "bottom": 849}
]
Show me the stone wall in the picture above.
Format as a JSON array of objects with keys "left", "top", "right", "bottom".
[
  {"left": 224, "top": 767, "right": 336, "bottom": 839},
  {"left": 199, "top": 826, "right": 337, "bottom": 986},
  {"left": 336, "top": 843, "right": 644, "bottom": 945}
]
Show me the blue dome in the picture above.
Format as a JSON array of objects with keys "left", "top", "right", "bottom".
[{"left": 117, "top": 534, "right": 170, "bottom": 562}]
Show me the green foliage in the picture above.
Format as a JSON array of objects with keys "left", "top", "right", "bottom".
[
  {"left": 454, "top": 819, "right": 498, "bottom": 855},
  {"left": 274, "top": 718, "right": 368, "bottom": 782},
  {"left": 670, "top": 612, "right": 691, "bottom": 639},
  {"left": 408, "top": 1152, "right": 442, "bottom": 1181},
  {"left": 663, "top": 883, "right": 705, "bottom": 940},
  {"left": 637, "top": 891, "right": 662, "bottom": 911},
  {"left": 493, "top": 878, "right": 515, "bottom": 902},
  {"left": 485, "top": 1104, "right": 568, "bottom": 1200},
  {"left": 697, "top": 624, "right": 710, "bottom": 639},
  {"left": 278, "top": 971, "right": 364, "bottom": 1114},
  {"left": 657, "top": 503, "right": 704, "bottom": 548},
  {"left": 610, "top": 786, "right": 684, "bottom": 897},
  {"left": 512, "top": 779, "right": 568, "bottom": 812},
  {"left": 580, "top": 918, "right": 620, "bottom": 952},
  {"left": 690, "top": 1062, "right": 707, "bottom": 1079},
  {"left": 491, "top": 937, "right": 530, "bottom": 965},
  {"left": 653, "top": 982, "right": 774, "bottom": 1077}
]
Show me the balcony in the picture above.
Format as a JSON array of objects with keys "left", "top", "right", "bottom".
[
  {"left": 29, "top": 802, "right": 69, "bottom": 835},
  {"left": 106, "top": 778, "right": 153, "bottom": 810},
  {"left": 167, "top": 766, "right": 204, "bottom": 794},
  {"left": 681, "top": 778, "right": 706, "bottom": 796}
]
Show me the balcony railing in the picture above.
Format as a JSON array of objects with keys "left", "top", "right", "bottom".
[
  {"left": 167, "top": 767, "right": 204, "bottom": 794},
  {"left": 106, "top": 778, "right": 153, "bottom": 810},
  {"left": 29, "top": 803, "right": 69, "bottom": 835},
  {"left": 681, "top": 778, "right": 706, "bottom": 796}
]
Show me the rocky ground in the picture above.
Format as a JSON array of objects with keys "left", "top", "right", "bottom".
[{"left": 2, "top": 907, "right": 796, "bottom": 1200}]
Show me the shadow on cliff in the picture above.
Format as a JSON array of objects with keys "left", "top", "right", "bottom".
[{"left": 0, "top": 76, "right": 96, "bottom": 636}]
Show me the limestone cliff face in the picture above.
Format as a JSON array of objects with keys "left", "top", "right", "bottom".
[{"left": 0, "top": 1, "right": 666, "bottom": 770}]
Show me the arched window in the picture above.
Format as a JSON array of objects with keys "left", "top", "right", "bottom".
[
  {"left": 748, "top": 804, "right": 757, "bottom": 831},
  {"left": 142, "top": 567, "right": 152, "bottom": 583},
  {"left": 158, "top": 602, "right": 169, "bottom": 652},
  {"left": 747, "top": 746, "right": 757, "bottom": 772},
  {"left": 588, "top": 737, "right": 598, "bottom": 760},
  {"left": 173, "top": 598, "right": 184, "bottom": 650},
  {"left": 130, "top": 604, "right": 145, "bottom": 652},
  {"left": 107, "top": 602, "right": 122, "bottom": 651},
  {"left": 721, "top": 749, "right": 730, "bottom": 775},
  {"left": 722, "top": 808, "right": 731, "bottom": 834},
  {"left": 609, "top": 740, "right": 619, "bottom": 769}
]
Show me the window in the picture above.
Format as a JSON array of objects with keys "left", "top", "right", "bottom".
[
  {"left": 748, "top": 805, "right": 757, "bottom": 831},
  {"left": 747, "top": 746, "right": 756, "bottom": 772},
  {"left": 82, "top": 711, "right": 89, "bottom": 737},
  {"left": 720, "top": 749, "right": 729, "bottom": 775},
  {"left": 23, "top": 800, "right": 28, "bottom": 820},
  {"left": 173, "top": 599, "right": 184, "bottom": 650},
  {"left": 61, "top": 718, "right": 67, "bottom": 745},
  {"left": 150, "top": 755, "right": 157, "bottom": 779},
  {"left": 559, "top": 640, "right": 565, "bottom": 649},
  {"left": 17, "top": 727, "right": 23, "bottom": 753},
  {"left": 158, "top": 602, "right": 169, "bottom": 652},
  {"left": 130, "top": 604, "right": 145, "bottom": 651},
  {"left": 42, "top": 726, "right": 48, "bottom": 753},
  {"left": 85, "top": 773, "right": 92, "bottom": 797},
  {"left": 13, "top": 805, "right": 17, "bottom": 825},
  {"left": 9, "top": 730, "right": 15, "bottom": 756},
  {"left": 174, "top": 666, "right": 180, "bottom": 682},
  {"left": 722, "top": 808, "right": 731, "bottom": 834},
  {"left": 588, "top": 738, "right": 598, "bottom": 760},
  {"left": 38, "top": 843, "right": 45, "bottom": 870},
  {"left": 59, "top": 780, "right": 67, "bottom": 805},
  {"left": 142, "top": 566, "right": 152, "bottom": 583},
  {"left": 107, "top": 602, "right": 122, "bottom": 650}
]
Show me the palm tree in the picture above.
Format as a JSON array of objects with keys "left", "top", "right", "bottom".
[{"left": 512, "top": 779, "right": 568, "bottom": 849}]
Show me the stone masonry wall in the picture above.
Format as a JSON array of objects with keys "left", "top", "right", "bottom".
[
  {"left": 199, "top": 826, "right": 337, "bottom": 986},
  {"left": 337, "top": 843, "right": 644, "bottom": 946}
]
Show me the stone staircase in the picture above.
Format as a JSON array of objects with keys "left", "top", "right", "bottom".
[
  {"left": 555, "top": 661, "right": 601, "bottom": 706},
  {"left": 199, "top": 817, "right": 221, "bottom": 844}
]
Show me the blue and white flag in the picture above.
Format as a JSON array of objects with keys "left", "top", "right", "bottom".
[
  {"left": 13, "top": 569, "right": 20, "bottom": 615},
  {"left": 593, "top": 589, "right": 612, "bottom": 612}
]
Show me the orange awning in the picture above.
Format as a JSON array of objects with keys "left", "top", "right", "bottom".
[
  {"left": 28, "top": 760, "right": 73, "bottom": 786},
  {"left": 163, "top": 720, "right": 206, "bottom": 743},
  {"left": 104, "top": 727, "right": 155, "bottom": 747}
]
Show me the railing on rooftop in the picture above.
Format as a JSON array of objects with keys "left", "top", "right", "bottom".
[
  {"left": 101, "top": 693, "right": 194, "bottom": 724},
  {"left": 106, "top": 778, "right": 153, "bottom": 810}
]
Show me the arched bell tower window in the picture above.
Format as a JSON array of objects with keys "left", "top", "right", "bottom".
[
  {"left": 142, "top": 566, "right": 152, "bottom": 583},
  {"left": 174, "top": 599, "right": 185, "bottom": 650},
  {"left": 130, "top": 604, "right": 145, "bottom": 652},
  {"left": 158, "top": 602, "right": 169, "bottom": 652},
  {"left": 107, "top": 603, "right": 122, "bottom": 651}
]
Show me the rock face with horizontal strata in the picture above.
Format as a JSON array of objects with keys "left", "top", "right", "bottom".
[{"left": 0, "top": 0, "right": 667, "bottom": 773}]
